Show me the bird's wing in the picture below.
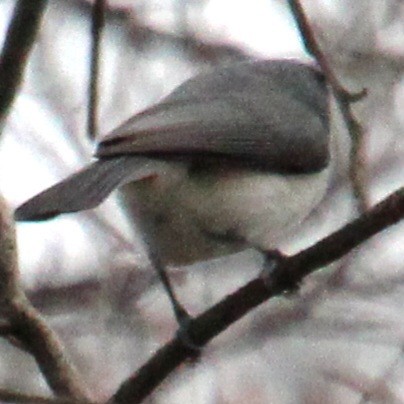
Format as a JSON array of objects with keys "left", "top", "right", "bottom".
[
  {"left": 15, "top": 157, "right": 158, "bottom": 221},
  {"left": 98, "top": 59, "right": 330, "bottom": 173}
]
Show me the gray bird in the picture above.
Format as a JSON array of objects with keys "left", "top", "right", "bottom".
[{"left": 15, "top": 59, "right": 332, "bottom": 318}]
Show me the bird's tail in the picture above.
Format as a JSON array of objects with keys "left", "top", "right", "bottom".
[{"left": 15, "top": 156, "right": 158, "bottom": 221}]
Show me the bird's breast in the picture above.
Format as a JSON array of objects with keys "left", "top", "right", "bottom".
[
  {"left": 178, "top": 166, "right": 331, "bottom": 250},
  {"left": 122, "top": 160, "right": 330, "bottom": 266}
]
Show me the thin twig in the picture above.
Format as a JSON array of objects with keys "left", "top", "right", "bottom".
[
  {"left": 0, "top": 0, "right": 48, "bottom": 132},
  {"left": 109, "top": 187, "right": 404, "bottom": 403},
  {"left": 0, "top": 388, "right": 85, "bottom": 404},
  {"left": 6, "top": 297, "right": 91, "bottom": 401},
  {"left": 0, "top": 195, "right": 19, "bottom": 301},
  {"left": 0, "top": 196, "right": 91, "bottom": 402},
  {"left": 87, "top": 0, "right": 106, "bottom": 140},
  {"left": 287, "top": 0, "right": 370, "bottom": 212}
]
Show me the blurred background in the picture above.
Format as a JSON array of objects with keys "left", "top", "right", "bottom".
[{"left": 0, "top": 0, "right": 404, "bottom": 402}]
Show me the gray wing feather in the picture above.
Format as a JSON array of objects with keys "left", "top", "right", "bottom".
[
  {"left": 98, "top": 60, "right": 329, "bottom": 172},
  {"left": 15, "top": 59, "right": 330, "bottom": 222},
  {"left": 15, "top": 157, "right": 157, "bottom": 221}
]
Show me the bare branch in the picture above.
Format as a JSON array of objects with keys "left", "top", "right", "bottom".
[
  {"left": 6, "top": 297, "right": 92, "bottom": 402},
  {"left": 0, "top": 388, "right": 85, "bottom": 404},
  {"left": 0, "top": 196, "right": 91, "bottom": 402},
  {"left": 0, "top": 195, "right": 19, "bottom": 301},
  {"left": 87, "top": 0, "right": 106, "bottom": 140},
  {"left": 0, "top": 0, "right": 48, "bottom": 132},
  {"left": 287, "top": 0, "right": 370, "bottom": 212},
  {"left": 109, "top": 187, "right": 404, "bottom": 403}
]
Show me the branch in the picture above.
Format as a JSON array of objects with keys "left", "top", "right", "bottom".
[
  {"left": 0, "top": 0, "right": 48, "bottom": 132},
  {"left": 0, "top": 195, "right": 91, "bottom": 402},
  {"left": 87, "top": 0, "right": 106, "bottom": 140},
  {"left": 0, "top": 322, "right": 13, "bottom": 337},
  {"left": 0, "top": 388, "right": 84, "bottom": 404},
  {"left": 109, "top": 187, "right": 404, "bottom": 403},
  {"left": 0, "top": 195, "right": 19, "bottom": 300},
  {"left": 6, "top": 297, "right": 91, "bottom": 401},
  {"left": 287, "top": 0, "right": 370, "bottom": 212}
]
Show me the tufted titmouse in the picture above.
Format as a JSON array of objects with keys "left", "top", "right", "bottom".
[{"left": 15, "top": 59, "right": 331, "bottom": 318}]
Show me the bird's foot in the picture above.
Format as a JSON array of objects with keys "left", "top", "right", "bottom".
[
  {"left": 259, "top": 249, "right": 286, "bottom": 291},
  {"left": 174, "top": 308, "right": 202, "bottom": 355}
]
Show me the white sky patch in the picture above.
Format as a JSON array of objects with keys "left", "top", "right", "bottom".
[
  {"left": 203, "top": 0, "right": 305, "bottom": 57},
  {"left": 0, "top": 1, "right": 13, "bottom": 45},
  {"left": 17, "top": 218, "right": 91, "bottom": 286},
  {"left": 0, "top": 94, "right": 87, "bottom": 203}
]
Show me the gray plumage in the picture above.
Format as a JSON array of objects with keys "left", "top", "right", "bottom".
[
  {"left": 99, "top": 59, "right": 329, "bottom": 172},
  {"left": 15, "top": 59, "right": 331, "bottom": 265},
  {"left": 15, "top": 157, "right": 158, "bottom": 221}
]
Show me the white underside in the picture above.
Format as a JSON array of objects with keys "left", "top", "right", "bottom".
[
  {"left": 178, "top": 166, "right": 331, "bottom": 250},
  {"left": 124, "top": 160, "right": 331, "bottom": 265}
]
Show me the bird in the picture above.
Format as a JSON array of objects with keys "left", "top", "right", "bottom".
[{"left": 15, "top": 58, "right": 332, "bottom": 323}]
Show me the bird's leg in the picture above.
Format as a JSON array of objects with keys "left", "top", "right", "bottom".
[
  {"left": 132, "top": 207, "right": 189, "bottom": 322},
  {"left": 259, "top": 249, "right": 286, "bottom": 290},
  {"left": 150, "top": 250, "right": 190, "bottom": 324},
  {"left": 149, "top": 252, "right": 201, "bottom": 352},
  {"left": 133, "top": 207, "right": 200, "bottom": 350}
]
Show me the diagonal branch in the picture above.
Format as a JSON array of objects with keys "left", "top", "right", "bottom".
[
  {"left": 0, "top": 388, "right": 85, "bottom": 404},
  {"left": 0, "top": 0, "right": 48, "bottom": 132},
  {"left": 287, "top": 0, "right": 370, "bottom": 212},
  {"left": 0, "top": 195, "right": 91, "bottom": 402},
  {"left": 6, "top": 296, "right": 92, "bottom": 402},
  {"left": 109, "top": 187, "right": 404, "bottom": 403}
]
